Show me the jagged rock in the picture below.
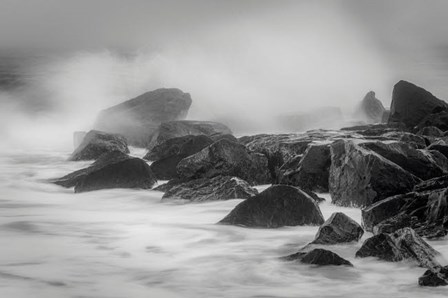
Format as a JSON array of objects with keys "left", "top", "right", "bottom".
[
  {"left": 417, "top": 110, "right": 448, "bottom": 131},
  {"left": 340, "top": 123, "right": 406, "bottom": 137},
  {"left": 94, "top": 88, "right": 192, "bottom": 147},
  {"left": 283, "top": 249, "right": 352, "bottom": 266},
  {"left": 312, "top": 212, "right": 364, "bottom": 244},
  {"left": 373, "top": 213, "right": 413, "bottom": 235},
  {"left": 147, "top": 120, "right": 232, "bottom": 150},
  {"left": 356, "top": 228, "right": 440, "bottom": 268},
  {"left": 419, "top": 266, "right": 448, "bottom": 287},
  {"left": 218, "top": 185, "right": 324, "bottom": 228},
  {"left": 360, "top": 141, "right": 447, "bottom": 180},
  {"left": 69, "top": 130, "right": 129, "bottom": 161},
  {"left": 278, "top": 143, "right": 331, "bottom": 192},
  {"left": 381, "top": 132, "right": 427, "bottom": 149},
  {"left": 417, "top": 126, "right": 444, "bottom": 137},
  {"left": 51, "top": 151, "right": 130, "bottom": 188},
  {"left": 177, "top": 139, "right": 270, "bottom": 185},
  {"left": 146, "top": 135, "right": 214, "bottom": 180},
  {"left": 329, "top": 139, "right": 420, "bottom": 207},
  {"left": 74, "top": 157, "right": 156, "bottom": 193},
  {"left": 356, "top": 91, "right": 386, "bottom": 123},
  {"left": 414, "top": 175, "right": 448, "bottom": 192},
  {"left": 388, "top": 80, "right": 448, "bottom": 129},
  {"left": 160, "top": 176, "right": 258, "bottom": 202}
]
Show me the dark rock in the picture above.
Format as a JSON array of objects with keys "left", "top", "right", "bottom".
[
  {"left": 329, "top": 139, "right": 420, "bottom": 207},
  {"left": 69, "top": 130, "right": 129, "bottom": 161},
  {"left": 218, "top": 185, "right": 325, "bottom": 228},
  {"left": 414, "top": 175, "right": 448, "bottom": 192},
  {"left": 146, "top": 135, "right": 214, "bottom": 180},
  {"left": 161, "top": 176, "right": 258, "bottom": 202},
  {"left": 355, "top": 91, "right": 386, "bottom": 124},
  {"left": 177, "top": 139, "right": 271, "bottom": 185},
  {"left": 428, "top": 144, "right": 448, "bottom": 159},
  {"left": 373, "top": 213, "right": 413, "bottom": 234},
  {"left": 278, "top": 143, "right": 331, "bottom": 192},
  {"left": 356, "top": 228, "right": 440, "bottom": 268},
  {"left": 381, "top": 131, "right": 427, "bottom": 149},
  {"left": 340, "top": 123, "right": 406, "bottom": 137},
  {"left": 417, "top": 110, "right": 448, "bottom": 131},
  {"left": 388, "top": 80, "right": 448, "bottom": 129},
  {"left": 284, "top": 249, "right": 353, "bottom": 266},
  {"left": 94, "top": 88, "right": 192, "bottom": 147},
  {"left": 74, "top": 157, "right": 156, "bottom": 193},
  {"left": 312, "top": 212, "right": 364, "bottom": 245},
  {"left": 381, "top": 110, "right": 390, "bottom": 123},
  {"left": 147, "top": 120, "right": 232, "bottom": 150},
  {"left": 417, "top": 126, "right": 444, "bottom": 137},
  {"left": 360, "top": 141, "right": 447, "bottom": 180},
  {"left": 51, "top": 151, "right": 130, "bottom": 188},
  {"left": 419, "top": 266, "right": 448, "bottom": 287}
]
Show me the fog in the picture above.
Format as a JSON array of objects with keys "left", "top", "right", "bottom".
[{"left": 1, "top": 0, "right": 448, "bottom": 150}]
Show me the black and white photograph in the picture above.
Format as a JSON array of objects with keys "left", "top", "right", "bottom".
[{"left": 0, "top": 0, "right": 447, "bottom": 297}]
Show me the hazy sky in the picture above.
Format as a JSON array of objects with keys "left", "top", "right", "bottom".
[{"left": 1, "top": 0, "right": 448, "bottom": 148}]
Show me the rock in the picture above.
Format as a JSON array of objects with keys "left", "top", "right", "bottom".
[
  {"left": 388, "top": 80, "right": 448, "bottom": 129},
  {"left": 356, "top": 228, "right": 440, "bottom": 268},
  {"left": 340, "top": 123, "right": 406, "bottom": 137},
  {"left": 51, "top": 151, "right": 130, "bottom": 188},
  {"left": 74, "top": 157, "right": 156, "bottom": 193},
  {"left": 419, "top": 266, "right": 448, "bottom": 287},
  {"left": 73, "top": 131, "right": 86, "bottom": 149},
  {"left": 355, "top": 91, "right": 386, "bottom": 124},
  {"left": 373, "top": 213, "right": 413, "bottom": 235},
  {"left": 160, "top": 176, "right": 258, "bottom": 202},
  {"left": 329, "top": 139, "right": 420, "bottom": 207},
  {"left": 417, "top": 110, "right": 448, "bottom": 131},
  {"left": 427, "top": 144, "right": 448, "bottom": 159},
  {"left": 414, "top": 175, "right": 448, "bottom": 192},
  {"left": 177, "top": 139, "right": 271, "bottom": 185},
  {"left": 218, "top": 185, "right": 325, "bottom": 228},
  {"left": 417, "top": 126, "right": 444, "bottom": 137},
  {"left": 69, "top": 130, "right": 129, "bottom": 161},
  {"left": 147, "top": 120, "right": 232, "bottom": 150},
  {"left": 94, "top": 88, "right": 192, "bottom": 147},
  {"left": 284, "top": 249, "right": 353, "bottom": 266},
  {"left": 360, "top": 141, "right": 447, "bottom": 180},
  {"left": 381, "top": 131, "right": 427, "bottom": 149},
  {"left": 146, "top": 135, "right": 214, "bottom": 180},
  {"left": 312, "top": 212, "right": 364, "bottom": 245},
  {"left": 381, "top": 110, "right": 390, "bottom": 123},
  {"left": 278, "top": 143, "right": 331, "bottom": 192},
  {"left": 361, "top": 193, "right": 414, "bottom": 232}
]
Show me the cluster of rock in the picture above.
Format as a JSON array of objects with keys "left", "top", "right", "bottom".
[{"left": 50, "top": 81, "right": 448, "bottom": 287}]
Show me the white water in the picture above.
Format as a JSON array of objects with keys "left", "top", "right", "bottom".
[{"left": 0, "top": 148, "right": 447, "bottom": 298}]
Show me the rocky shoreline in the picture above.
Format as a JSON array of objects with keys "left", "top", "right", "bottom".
[{"left": 50, "top": 80, "right": 448, "bottom": 287}]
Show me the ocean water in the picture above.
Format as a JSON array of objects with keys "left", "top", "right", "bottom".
[{"left": 0, "top": 148, "right": 447, "bottom": 298}]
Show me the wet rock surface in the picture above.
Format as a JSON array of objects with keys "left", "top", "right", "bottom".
[
  {"left": 283, "top": 249, "right": 353, "bottom": 266},
  {"left": 219, "top": 185, "right": 325, "bottom": 228},
  {"left": 312, "top": 212, "right": 364, "bottom": 244}
]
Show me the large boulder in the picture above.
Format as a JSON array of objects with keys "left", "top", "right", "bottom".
[
  {"left": 312, "top": 212, "right": 364, "bottom": 245},
  {"left": 94, "top": 88, "right": 192, "bottom": 147},
  {"left": 69, "top": 130, "right": 129, "bottom": 161},
  {"left": 356, "top": 228, "right": 440, "bottom": 268},
  {"left": 329, "top": 139, "right": 420, "bottom": 207},
  {"left": 51, "top": 151, "right": 156, "bottom": 192},
  {"left": 359, "top": 141, "right": 447, "bottom": 180},
  {"left": 355, "top": 91, "right": 386, "bottom": 124},
  {"left": 146, "top": 135, "right": 214, "bottom": 180},
  {"left": 283, "top": 249, "right": 352, "bottom": 266},
  {"left": 278, "top": 143, "right": 331, "bottom": 192},
  {"left": 160, "top": 176, "right": 258, "bottom": 202},
  {"left": 218, "top": 185, "right": 325, "bottom": 228},
  {"left": 388, "top": 80, "right": 448, "bottom": 130},
  {"left": 147, "top": 120, "right": 232, "bottom": 150},
  {"left": 177, "top": 139, "right": 271, "bottom": 185}
]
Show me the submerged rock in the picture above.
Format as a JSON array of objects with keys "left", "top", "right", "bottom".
[
  {"left": 278, "top": 143, "right": 331, "bottom": 192},
  {"left": 94, "top": 88, "right": 192, "bottom": 147},
  {"left": 147, "top": 120, "right": 232, "bottom": 150},
  {"left": 388, "top": 80, "right": 448, "bottom": 129},
  {"left": 356, "top": 228, "right": 440, "bottom": 268},
  {"left": 69, "top": 130, "right": 129, "bottom": 161},
  {"left": 161, "top": 176, "right": 258, "bottom": 202},
  {"left": 329, "top": 139, "right": 420, "bottom": 207},
  {"left": 312, "top": 212, "right": 364, "bottom": 245},
  {"left": 419, "top": 266, "right": 448, "bottom": 287},
  {"left": 177, "top": 139, "right": 270, "bottom": 185},
  {"left": 218, "top": 185, "right": 324, "bottom": 228},
  {"left": 283, "top": 249, "right": 352, "bottom": 267}
]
